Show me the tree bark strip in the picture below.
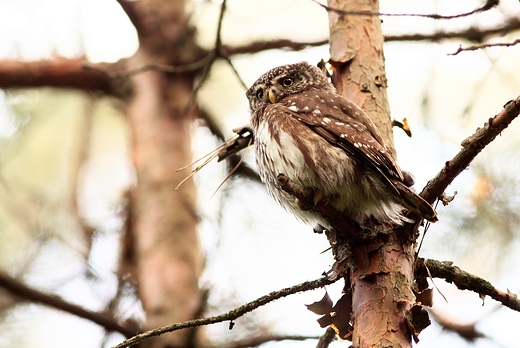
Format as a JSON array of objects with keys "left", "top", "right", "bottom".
[{"left": 327, "top": 0, "right": 414, "bottom": 346}]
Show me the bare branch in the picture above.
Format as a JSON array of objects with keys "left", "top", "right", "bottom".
[
  {"left": 228, "top": 334, "right": 320, "bottom": 348},
  {"left": 420, "top": 95, "right": 520, "bottom": 204},
  {"left": 416, "top": 258, "right": 520, "bottom": 312},
  {"left": 316, "top": 327, "right": 338, "bottom": 348},
  {"left": 97, "top": 54, "right": 213, "bottom": 79},
  {"left": 385, "top": 17, "right": 520, "bottom": 43},
  {"left": 223, "top": 39, "right": 329, "bottom": 56},
  {"left": 429, "top": 310, "right": 486, "bottom": 342},
  {"left": 0, "top": 58, "right": 117, "bottom": 95},
  {"left": 0, "top": 270, "right": 135, "bottom": 337},
  {"left": 312, "top": 0, "right": 498, "bottom": 20},
  {"left": 112, "top": 277, "right": 336, "bottom": 348},
  {"left": 450, "top": 38, "right": 520, "bottom": 55}
]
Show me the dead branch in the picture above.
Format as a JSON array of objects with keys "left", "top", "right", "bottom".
[
  {"left": 0, "top": 270, "right": 135, "bottom": 337},
  {"left": 416, "top": 258, "right": 520, "bottom": 312},
  {"left": 0, "top": 58, "right": 118, "bottom": 95},
  {"left": 312, "top": 0, "right": 498, "bottom": 20},
  {"left": 316, "top": 327, "right": 338, "bottom": 348},
  {"left": 112, "top": 276, "right": 336, "bottom": 348},
  {"left": 428, "top": 310, "right": 486, "bottom": 342},
  {"left": 385, "top": 17, "right": 520, "bottom": 43},
  {"left": 223, "top": 39, "right": 329, "bottom": 56},
  {"left": 450, "top": 38, "right": 520, "bottom": 55},
  {"left": 101, "top": 54, "right": 213, "bottom": 79},
  {"left": 420, "top": 95, "right": 520, "bottom": 204},
  {"left": 227, "top": 334, "right": 320, "bottom": 348}
]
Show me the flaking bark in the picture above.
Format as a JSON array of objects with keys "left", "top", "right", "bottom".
[{"left": 327, "top": 0, "right": 415, "bottom": 346}]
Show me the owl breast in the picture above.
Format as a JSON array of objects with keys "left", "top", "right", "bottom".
[{"left": 251, "top": 99, "right": 407, "bottom": 227}]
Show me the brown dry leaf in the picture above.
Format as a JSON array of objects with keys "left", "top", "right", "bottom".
[
  {"left": 416, "top": 288, "right": 434, "bottom": 307},
  {"left": 316, "top": 292, "right": 353, "bottom": 340},
  {"left": 405, "top": 303, "right": 431, "bottom": 343},
  {"left": 306, "top": 291, "right": 333, "bottom": 315}
]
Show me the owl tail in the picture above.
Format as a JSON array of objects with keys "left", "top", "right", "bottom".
[{"left": 392, "top": 180, "right": 438, "bottom": 222}]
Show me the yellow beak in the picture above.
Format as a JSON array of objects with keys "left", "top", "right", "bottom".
[{"left": 269, "top": 89, "right": 276, "bottom": 104}]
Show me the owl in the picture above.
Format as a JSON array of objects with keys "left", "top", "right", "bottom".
[{"left": 246, "top": 61, "right": 437, "bottom": 230}]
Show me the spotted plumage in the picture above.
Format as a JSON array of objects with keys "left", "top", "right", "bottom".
[{"left": 246, "top": 61, "right": 437, "bottom": 229}]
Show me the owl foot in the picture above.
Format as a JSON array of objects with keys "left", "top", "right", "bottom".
[{"left": 277, "top": 173, "right": 314, "bottom": 210}]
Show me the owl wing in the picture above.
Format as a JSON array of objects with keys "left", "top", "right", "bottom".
[{"left": 281, "top": 91, "right": 404, "bottom": 187}]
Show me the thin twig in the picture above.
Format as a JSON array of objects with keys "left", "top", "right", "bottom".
[
  {"left": 222, "top": 55, "right": 248, "bottom": 90},
  {"left": 416, "top": 258, "right": 520, "bottom": 312},
  {"left": 112, "top": 276, "right": 336, "bottom": 348},
  {"left": 223, "top": 39, "right": 329, "bottom": 56},
  {"left": 312, "top": 0, "right": 498, "bottom": 20},
  {"left": 450, "top": 38, "right": 520, "bottom": 55}
]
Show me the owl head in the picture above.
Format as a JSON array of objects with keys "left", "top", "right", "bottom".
[{"left": 246, "top": 61, "right": 335, "bottom": 112}]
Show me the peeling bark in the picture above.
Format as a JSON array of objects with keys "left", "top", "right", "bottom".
[
  {"left": 327, "top": 0, "right": 395, "bottom": 158},
  {"left": 327, "top": 0, "right": 414, "bottom": 346}
]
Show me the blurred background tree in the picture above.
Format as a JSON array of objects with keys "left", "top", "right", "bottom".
[{"left": 0, "top": 0, "right": 519, "bottom": 347}]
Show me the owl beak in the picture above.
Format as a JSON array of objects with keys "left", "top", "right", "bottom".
[{"left": 268, "top": 89, "right": 276, "bottom": 104}]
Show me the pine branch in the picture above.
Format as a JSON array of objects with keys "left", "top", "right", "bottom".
[
  {"left": 0, "top": 270, "right": 135, "bottom": 337},
  {"left": 385, "top": 17, "right": 520, "bottom": 43},
  {"left": 112, "top": 276, "right": 336, "bottom": 348},
  {"left": 312, "top": 0, "right": 498, "bottom": 20},
  {"left": 420, "top": 95, "right": 520, "bottom": 204},
  {"left": 416, "top": 258, "right": 520, "bottom": 312},
  {"left": 227, "top": 334, "right": 320, "bottom": 348},
  {"left": 0, "top": 58, "right": 118, "bottom": 95}
]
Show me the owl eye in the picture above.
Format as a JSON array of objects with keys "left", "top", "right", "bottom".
[
  {"left": 282, "top": 77, "right": 294, "bottom": 87},
  {"left": 256, "top": 90, "right": 264, "bottom": 100}
]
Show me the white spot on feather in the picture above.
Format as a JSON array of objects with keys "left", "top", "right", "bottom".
[{"left": 288, "top": 105, "right": 299, "bottom": 112}]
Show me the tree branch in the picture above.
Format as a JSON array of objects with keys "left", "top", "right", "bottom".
[
  {"left": 420, "top": 95, "right": 520, "bottom": 204},
  {"left": 316, "top": 327, "right": 338, "bottom": 348},
  {"left": 223, "top": 17, "right": 520, "bottom": 55},
  {"left": 0, "top": 58, "right": 119, "bottom": 95},
  {"left": 0, "top": 270, "right": 135, "bottom": 337},
  {"left": 385, "top": 17, "right": 520, "bottom": 43},
  {"left": 312, "top": 0, "right": 498, "bottom": 20},
  {"left": 227, "top": 334, "right": 320, "bottom": 348},
  {"left": 223, "top": 39, "right": 329, "bottom": 56},
  {"left": 112, "top": 276, "right": 336, "bottom": 348},
  {"left": 450, "top": 38, "right": 520, "bottom": 55},
  {"left": 428, "top": 310, "right": 486, "bottom": 342},
  {"left": 416, "top": 258, "right": 520, "bottom": 312}
]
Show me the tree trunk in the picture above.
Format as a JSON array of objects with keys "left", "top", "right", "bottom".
[
  {"left": 327, "top": 0, "right": 415, "bottom": 346},
  {"left": 124, "top": 1, "right": 205, "bottom": 347}
]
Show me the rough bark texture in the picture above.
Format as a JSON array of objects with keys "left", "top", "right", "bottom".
[
  {"left": 327, "top": 0, "right": 395, "bottom": 157},
  {"left": 327, "top": 0, "right": 414, "bottom": 346},
  {"left": 124, "top": 1, "right": 204, "bottom": 347}
]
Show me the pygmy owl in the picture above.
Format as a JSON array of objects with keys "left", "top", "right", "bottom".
[{"left": 246, "top": 62, "right": 437, "bottom": 230}]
